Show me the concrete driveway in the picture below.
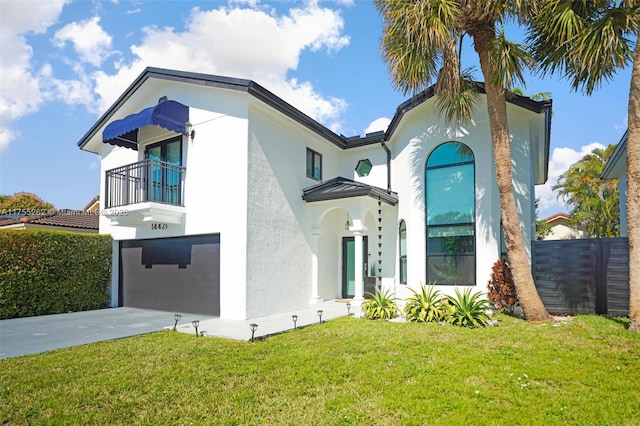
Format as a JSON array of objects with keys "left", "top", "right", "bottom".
[
  {"left": 0, "top": 300, "right": 353, "bottom": 359},
  {"left": 0, "top": 308, "right": 213, "bottom": 359}
]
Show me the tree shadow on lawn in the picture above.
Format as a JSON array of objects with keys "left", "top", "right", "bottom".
[{"left": 599, "top": 315, "right": 630, "bottom": 329}]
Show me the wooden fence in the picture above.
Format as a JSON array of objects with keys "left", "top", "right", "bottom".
[{"left": 531, "top": 238, "right": 629, "bottom": 316}]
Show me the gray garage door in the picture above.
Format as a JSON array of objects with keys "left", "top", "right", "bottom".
[{"left": 119, "top": 234, "right": 220, "bottom": 316}]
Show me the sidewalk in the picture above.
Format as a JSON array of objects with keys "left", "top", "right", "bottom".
[
  {"left": 175, "top": 299, "right": 355, "bottom": 340},
  {"left": 0, "top": 300, "right": 356, "bottom": 359}
]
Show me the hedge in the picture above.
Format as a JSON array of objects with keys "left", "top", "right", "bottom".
[{"left": 0, "top": 230, "right": 112, "bottom": 319}]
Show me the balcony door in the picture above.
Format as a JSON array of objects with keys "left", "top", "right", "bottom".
[{"left": 145, "top": 137, "right": 182, "bottom": 204}]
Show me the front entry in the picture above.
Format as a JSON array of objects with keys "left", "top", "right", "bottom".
[{"left": 342, "top": 236, "right": 368, "bottom": 298}]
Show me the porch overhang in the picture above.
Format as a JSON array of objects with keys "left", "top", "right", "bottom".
[
  {"left": 102, "top": 100, "right": 189, "bottom": 150},
  {"left": 302, "top": 177, "right": 398, "bottom": 206}
]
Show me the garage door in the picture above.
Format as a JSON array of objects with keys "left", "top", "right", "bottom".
[{"left": 119, "top": 234, "right": 220, "bottom": 316}]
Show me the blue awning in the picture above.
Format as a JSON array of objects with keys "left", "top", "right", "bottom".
[{"left": 102, "top": 100, "right": 189, "bottom": 150}]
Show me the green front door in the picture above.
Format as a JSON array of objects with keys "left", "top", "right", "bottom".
[{"left": 342, "top": 236, "right": 368, "bottom": 298}]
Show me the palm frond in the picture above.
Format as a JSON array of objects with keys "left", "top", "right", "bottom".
[
  {"left": 375, "top": 0, "right": 463, "bottom": 94},
  {"left": 434, "top": 67, "right": 481, "bottom": 125},
  {"left": 568, "top": 5, "right": 637, "bottom": 94},
  {"left": 528, "top": 0, "right": 637, "bottom": 95},
  {"left": 489, "top": 26, "right": 534, "bottom": 91}
]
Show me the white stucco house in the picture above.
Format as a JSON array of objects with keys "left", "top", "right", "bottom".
[
  {"left": 602, "top": 130, "right": 629, "bottom": 237},
  {"left": 78, "top": 67, "right": 551, "bottom": 320}
]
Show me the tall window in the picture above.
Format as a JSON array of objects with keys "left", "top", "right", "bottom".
[
  {"left": 306, "top": 148, "right": 322, "bottom": 180},
  {"left": 399, "top": 220, "right": 407, "bottom": 284},
  {"left": 426, "top": 142, "right": 475, "bottom": 285},
  {"left": 145, "top": 137, "right": 182, "bottom": 204}
]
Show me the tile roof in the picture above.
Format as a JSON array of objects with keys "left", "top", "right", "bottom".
[
  {"left": 0, "top": 209, "right": 99, "bottom": 230},
  {"left": 83, "top": 195, "right": 100, "bottom": 212},
  {"left": 544, "top": 212, "right": 570, "bottom": 223}
]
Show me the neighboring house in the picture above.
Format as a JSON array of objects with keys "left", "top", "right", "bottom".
[
  {"left": 0, "top": 209, "right": 99, "bottom": 233},
  {"left": 601, "top": 130, "right": 628, "bottom": 237},
  {"left": 84, "top": 195, "right": 101, "bottom": 213},
  {"left": 542, "top": 212, "right": 585, "bottom": 240},
  {"left": 77, "top": 67, "right": 551, "bottom": 320}
]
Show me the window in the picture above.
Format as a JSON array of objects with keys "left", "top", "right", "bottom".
[
  {"left": 306, "top": 148, "right": 322, "bottom": 180},
  {"left": 399, "top": 220, "right": 407, "bottom": 284},
  {"left": 355, "top": 159, "right": 373, "bottom": 177},
  {"left": 145, "top": 137, "right": 183, "bottom": 204},
  {"left": 500, "top": 222, "right": 507, "bottom": 258},
  {"left": 145, "top": 137, "right": 182, "bottom": 165},
  {"left": 426, "top": 142, "right": 475, "bottom": 285}
]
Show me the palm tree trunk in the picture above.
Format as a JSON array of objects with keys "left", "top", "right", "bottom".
[
  {"left": 627, "top": 39, "right": 640, "bottom": 332},
  {"left": 471, "top": 26, "right": 551, "bottom": 322}
]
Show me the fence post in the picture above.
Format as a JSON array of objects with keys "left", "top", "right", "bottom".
[{"left": 595, "top": 239, "right": 608, "bottom": 315}]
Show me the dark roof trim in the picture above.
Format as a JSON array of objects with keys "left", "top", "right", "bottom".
[
  {"left": 78, "top": 68, "right": 553, "bottom": 153},
  {"left": 602, "top": 129, "right": 628, "bottom": 179},
  {"left": 302, "top": 177, "right": 398, "bottom": 206},
  {"left": 78, "top": 67, "right": 352, "bottom": 150},
  {"left": 384, "top": 83, "right": 552, "bottom": 140}
]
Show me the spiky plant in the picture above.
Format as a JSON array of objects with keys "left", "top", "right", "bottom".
[
  {"left": 447, "top": 287, "right": 492, "bottom": 328},
  {"left": 362, "top": 288, "right": 399, "bottom": 320},
  {"left": 404, "top": 282, "right": 449, "bottom": 323}
]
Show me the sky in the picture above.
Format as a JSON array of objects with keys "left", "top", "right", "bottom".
[{"left": 0, "top": 0, "right": 632, "bottom": 219}]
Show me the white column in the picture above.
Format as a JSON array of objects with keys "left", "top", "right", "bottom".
[
  {"left": 353, "top": 230, "right": 364, "bottom": 301},
  {"left": 310, "top": 229, "right": 321, "bottom": 304}
]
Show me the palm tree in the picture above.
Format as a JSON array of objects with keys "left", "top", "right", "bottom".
[
  {"left": 528, "top": 0, "right": 639, "bottom": 331},
  {"left": 374, "top": 1, "right": 552, "bottom": 321},
  {"left": 553, "top": 145, "right": 620, "bottom": 238}
]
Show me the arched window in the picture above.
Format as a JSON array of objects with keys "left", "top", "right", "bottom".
[
  {"left": 399, "top": 220, "right": 407, "bottom": 284},
  {"left": 426, "top": 142, "right": 475, "bottom": 285}
]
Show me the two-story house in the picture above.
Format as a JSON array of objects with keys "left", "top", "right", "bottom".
[{"left": 78, "top": 67, "right": 551, "bottom": 320}]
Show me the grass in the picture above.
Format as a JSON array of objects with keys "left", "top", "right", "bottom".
[{"left": 1, "top": 314, "right": 640, "bottom": 425}]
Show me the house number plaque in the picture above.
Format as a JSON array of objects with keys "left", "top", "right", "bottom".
[{"left": 151, "top": 223, "right": 168, "bottom": 230}]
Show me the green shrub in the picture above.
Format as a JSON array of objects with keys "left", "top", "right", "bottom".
[
  {"left": 404, "top": 282, "right": 449, "bottom": 323},
  {"left": 446, "top": 287, "right": 492, "bottom": 328},
  {"left": 0, "top": 230, "right": 112, "bottom": 319},
  {"left": 487, "top": 258, "right": 519, "bottom": 313},
  {"left": 362, "top": 288, "right": 399, "bottom": 320}
]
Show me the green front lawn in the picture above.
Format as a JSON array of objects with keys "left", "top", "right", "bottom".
[{"left": 1, "top": 315, "right": 639, "bottom": 425}]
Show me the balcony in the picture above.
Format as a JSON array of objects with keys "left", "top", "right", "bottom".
[{"left": 104, "top": 159, "right": 186, "bottom": 225}]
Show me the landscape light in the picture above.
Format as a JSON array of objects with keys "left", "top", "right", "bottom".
[
  {"left": 317, "top": 309, "right": 323, "bottom": 324},
  {"left": 192, "top": 320, "right": 200, "bottom": 337},
  {"left": 249, "top": 323, "right": 259, "bottom": 342},
  {"left": 292, "top": 314, "right": 298, "bottom": 330},
  {"left": 173, "top": 314, "right": 182, "bottom": 331}
]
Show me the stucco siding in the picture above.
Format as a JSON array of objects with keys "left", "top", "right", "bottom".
[
  {"left": 98, "top": 87, "right": 253, "bottom": 320},
  {"left": 244, "top": 105, "right": 330, "bottom": 318},
  {"left": 387, "top": 98, "right": 534, "bottom": 297}
]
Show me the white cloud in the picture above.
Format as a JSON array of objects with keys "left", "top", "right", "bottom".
[
  {"left": 0, "top": 0, "right": 70, "bottom": 155},
  {"left": 53, "top": 17, "right": 113, "bottom": 67},
  {"left": 614, "top": 115, "right": 628, "bottom": 133},
  {"left": 93, "top": 2, "right": 350, "bottom": 129},
  {"left": 0, "top": 0, "right": 68, "bottom": 34},
  {"left": 364, "top": 117, "right": 391, "bottom": 135},
  {"left": 536, "top": 142, "right": 605, "bottom": 217},
  {"left": 0, "top": 0, "right": 352, "bottom": 155},
  {"left": 0, "top": 128, "right": 14, "bottom": 153}
]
